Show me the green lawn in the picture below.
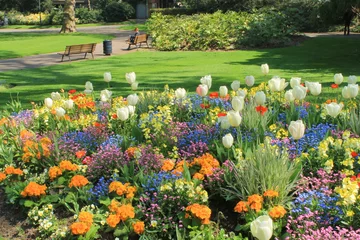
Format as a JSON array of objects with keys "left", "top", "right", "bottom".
[
  {"left": 0, "top": 21, "right": 137, "bottom": 29},
  {"left": 0, "top": 36, "right": 359, "bottom": 110},
  {"left": 118, "top": 23, "right": 147, "bottom": 32},
  {"left": 0, "top": 33, "right": 114, "bottom": 59}
]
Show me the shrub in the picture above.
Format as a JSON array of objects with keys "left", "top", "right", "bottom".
[
  {"left": 150, "top": 8, "right": 197, "bottom": 16},
  {"left": 43, "top": 8, "right": 64, "bottom": 25},
  {"left": 103, "top": 2, "right": 135, "bottom": 22},
  {"left": 76, "top": 7, "right": 103, "bottom": 24}
]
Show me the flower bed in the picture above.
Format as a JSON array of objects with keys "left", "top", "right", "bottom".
[{"left": 0, "top": 67, "right": 359, "bottom": 239}]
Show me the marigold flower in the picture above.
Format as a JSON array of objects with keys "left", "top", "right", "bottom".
[
  {"left": 126, "top": 186, "right": 137, "bottom": 199},
  {"left": 234, "top": 201, "right": 248, "bottom": 213},
  {"left": 22, "top": 152, "right": 34, "bottom": 162},
  {"left": 125, "top": 147, "right": 138, "bottom": 158},
  {"left": 186, "top": 203, "right": 211, "bottom": 224},
  {"left": 263, "top": 190, "right": 279, "bottom": 198},
  {"left": 161, "top": 159, "right": 175, "bottom": 171},
  {"left": 106, "top": 214, "right": 120, "bottom": 228},
  {"left": 69, "top": 175, "right": 89, "bottom": 188},
  {"left": 21, "top": 182, "right": 47, "bottom": 197},
  {"left": 20, "top": 129, "right": 35, "bottom": 141},
  {"left": 269, "top": 205, "right": 287, "bottom": 219},
  {"left": 4, "top": 166, "right": 23, "bottom": 175},
  {"left": 115, "top": 204, "right": 135, "bottom": 222},
  {"left": 247, "top": 194, "right": 263, "bottom": 212},
  {"left": 0, "top": 172, "right": 6, "bottom": 182},
  {"left": 78, "top": 211, "right": 93, "bottom": 225},
  {"left": 49, "top": 166, "right": 62, "bottom": 181},
  {"left": 75, "top": 150, "right": 87, "bottom": 159},
  {"left": 70, "top": 222, "right": 90, "bottom": 235},
  {"left": 59, "top": 160, "right": 78, "bottom": 171},
  {"left": 132, "top": 221, "right": 145, "bottom": 235},
  {"left": 193, "top": 172, "right": 204, "bottom": 180}
]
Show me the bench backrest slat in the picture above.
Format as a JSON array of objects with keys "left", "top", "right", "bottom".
[
  {"left": 65, "top": 43, "right": 96, "bottom": 54},
  {"left": 134, "top": 34, "right": 148, "bottom": 44}
]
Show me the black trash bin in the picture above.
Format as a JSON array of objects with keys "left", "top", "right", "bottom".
[{"left": 103, "top": 40, "right": 112, "bottom": 55}]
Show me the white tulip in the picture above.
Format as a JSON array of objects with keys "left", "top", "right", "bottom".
[
  {"left": 348, "top": 75, "right": 357, "bottom": 84},
  {"left": 231, "top": 80, "right": 241, "bottom": 91},
  {"left": 222, "top": 133, "right": 234, "bottom": 149},
  {"left": 290, "top": 77, "right": 301, "bottom": 88},
  {"left": 117, "top": 107, "right": 129, "bottom": 121},
  {"left": 131, "top": 82, "right": 139, "bottom": 90},
  {"left": 227, "top": 110, "right": 242, "bottom": 127},
  {"left": 325, "top": 102, "right": 343, "bottom": 118},
  {"left": 268, "top": 76, "right": 288, "bottom": 92},
  {"left": 250, "top": 215, "right": 273, "bottom": 240},
  {"left": 44, "top": 98, "right": 53, "bottom": 108},
  {"left": 219, "top": 86, "right": 228, "bottom": 97},
  {"left": 292, "top": 85, "right": 307, "bottom": 100},
  {"left": 84, "top": 89, "right": 92, "bottom": 94},
  {"left": 219, "top": 116, "right": 231, "bottom": 129},
  {"left": 261, "top": 64, "right": 269, "bottom": 75},
  {"left": 51, "top": 92, "right": 61, "bottom": 101},
  {"left": 127, "top": 94, "right": 139, "bottom": 106},
  {"left": 125, "top": 72, "right": 136, "bottom": 84},
  {"left": 85, "top": 81, "right": 93, "bottom": 91},
  {"left": 342, "top": 84, "right": 359, "bottom": 99},
  {"left": 55, "top": 107, "right": 66, "bottom": 117},
  {"left": 232, "top": 96, "right": 245, "bottom": 112},
  {"left": 100, "top": 89, "right": 112, "bottom": 102},
  {"left": 284, "top": 90, "right": 295, "bottom": 102},
  {"left": 200, "top": 75, "right": 212, "bottom": 89},
  {"left": 245, "top": 76, "right": 255, "bottom": 87},
  {"left": 196, "top": 84, "right": 208, "bottom": 97},
  {"left": 305, "top": 81, "right": 322, "bottom": 96},
  {"left": 254, "top": 91, "right": 266, "bottom": 106},
  {"left": 63, "top": 99, "right": 74, "bottom": 109},
  {"left": 127, "top": 105, "right": 136, "bottom": 116},
  {"left": 104, "top": 72, "right": 112, "bottom": 83},
  {"left": 236, "top": 89, "right": 247, "bottom": 98},
  {"left": 334, "top": 73, "right": 344, "bottom": 85},
  {"left": 289, "top": 120, "right": 305, "bottom": 140},
  {"left": 175, "top": 88, "right": 187, "bottom": 99}
]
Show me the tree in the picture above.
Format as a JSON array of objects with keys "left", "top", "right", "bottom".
[{"left": 60, "top": 0, "right": 76, "bottom": 33}]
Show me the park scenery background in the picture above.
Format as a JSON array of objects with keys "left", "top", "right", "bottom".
[{"left": 1, "top": 0, "right": 360, "bottom": 240}]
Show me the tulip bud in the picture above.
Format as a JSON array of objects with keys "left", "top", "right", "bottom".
[
  {"left": 85, "top": 81, "right": 93, "bottom": 91},
  {"left": 289, "top": 120, "right": 305, "bottom": 140},
  {"left": 44, "top": 98, "right": 53, "bottom": 108},
  {"left": 175, "top": 88, "right": 187, "bottom": 99},
  {"left": 117, "top": 107, "right": 129, "bottom": 121},
  {"left": 254, "top": 91, "right": 266, "bottom": 106},
  {"left": 200, "top": 75, "right": 212, "bottom": 89},
  {"left": 243, "top": 76, "right": 254, "bottom": 87},
  {"left": 126, "top": 72, "right": 136, "bottom": 84},
  {"left": 290, "top": 77, "right": 301, "bottom": 89},
  {"left": 219, "top": 86, "right": 228, "bottom": 97},
  {"left": 342, "top": 84, "right": 359, "bottom": 99},
  {"left": 334, "top": 73, "right": 344, "bottom": 85},
  {"left": 222, "top": 133, "right": 234, "bottom": 149},
  {"left": 227, "top": 110, "right": 242, "bottom": 127},
  {"left": 232, "top": 96, "right": 244, "bottom": 112},
  {"left": 236, "top": 89, "right": 247, "bottom": 98},
  {"left": 268, "top": 76, "right": 288, "bottom": 92},
  {"left": 196, "top": 84, "right": 208, "bottom": 97},
  {"left": 292, "top": 85, "right": 307, "bottom": 100},
  {"left": 51, "top": 92, "right": 61, "bottom": 101},
  {"left": 261, "top": 64, "right": 269, "bottom": 75},
  {"left": 100, "top": 89, "right": 112, "bottom": 102},
  {"left": 131, "top": 82, "right": 139, "bottom": 91},
  {"left": 64, "top": 99, "right": 74, "bottom": 109},
  {"left": 348, "top": 75, "right": 357, "bottom": 84},
  {"left": 127, "top": 105, "right": 136, "bottom": 116},
  {"left": 84, "top": 89, "right": 92, "bottom": 95},
  {"left": 231, "top": 80, "right": 241, "bottom": 91},
  {"left": 325, "top": 102, "right": 343, "bottom": 118},
  {"left": 55, "top": 107, "right": 66, "bottom": 117},
  {"left": 104, "top": 72, "right": 112, "bottom": 83},
  {"left": 127, "top": 94, "right": 139, "bottom": 106},
  {"left": 284, "top": 90, "right": 295, "bottom": 102},
  {"left": 305, "top": 81, "right": 321, "bottom": 96},
  {"left": 250, "top": 215, "right": 273, "bottom": 240}
]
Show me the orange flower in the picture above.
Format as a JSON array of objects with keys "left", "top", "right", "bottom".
[
  {"left": 263, "top": 190, "right": 279, "bottom": 198},
  {"left": 161, "top": 159, "right": 175, "bottom": 171},
  {"left": 75, "top": 150, "right": 87, "bottom": 159},
  {"left": 234, "top": 201, "right": 248, "bottom": 213},
  {"left": 249, "top": 201, "right": 262, "bottom": 212},
  {"left": 269, "top": 205, "right": 287, "bottom": 219},
  {"left": 22, "top": 152, "right": 34, "bottom": 162},
  {"left": 70, "top": 222, "right": 90, "bottom": 235},
  {"left": 186, "top": 203, "right": 211, "bottom": 224},
  {"left": 78, "top": 211, "right": 93, "bottom": 225},
  {"left": 115, "top": 204, "right": 135, "bottom": 222},
  {"left": 255, "top": 105, "right": 268, "bottom": 116},
  {"left": 112, "top": 113, "right": 118, "bottom": 119},
  {"left": 247, "top": 194, "right": 263, "bottom": 212},
  {"left": 126, "top": 186, "right": 137, "bottom": 199},
  {"left": 59, "top": 160, "right": 79, "bottom": 171},
  {"left": 20, "top": 129, "right": 35, "bottom": 141},
  {"left": 217, "top": 112, "right": 227, "bottom": 117},
  {"left": 4, "top": 166, "right": 23, "bottom": 175},
  {"left": 49, "top": 166, "right": 62, "bottom": 181},
  {"left": 200, "top": 103, "right": 210, "bottom": 109},
  {"left": 209, "top": 92, "right": 219, "bottom": 98},
  {"left": 109, "top": 181, "right": 126, "bottom": 193},
  {"left": 193, "top": 172, "right": 204, "bottom": 180},
  {"left": 69, "top": 175, "right": 89, "bottom": 188},
  {"left": 21, "top": 182, "right": 47, "bottom": 197},
  {"left": 106, "top": 214, "right": 120, "bottom": 228},
  {"left": 351, "top": 152, "right": 358, "bottom": 158},
  {"left": 68, "top": 89, "right": 77, "bottom": 94},
  {"left": 0, "top": 172, "right": 6, "bottom": 182},
  {"left": 132, "top": 221, "right": 145, "bottom": 235},
  {"left": 125, "top": 147, "right": 138, "bottom": 158},
  {"left": 331, "top": 84, "right": 339, "bottom": 89}
]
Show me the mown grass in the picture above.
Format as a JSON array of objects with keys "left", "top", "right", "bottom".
[
  {"left": 118, "top": 23, "right": 147, "bottom": 32},
  {"left": 0, "top": 36, "right": 359, "bottom": 110},
  {"left": 0, "top": 32, "right": 114, "bottom": 59}
]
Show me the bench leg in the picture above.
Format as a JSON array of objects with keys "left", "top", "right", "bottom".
[
  {"left": 68, "top": 55, "right": 71, "bottom": 62},
  {"left": 146, "top": 41, "right": 149, "bottom": 48},
  {"left": 61, "top": 55, "right": 64, "bottom": 62},
  {"left": 127, "top": 44, "right": 131, "bottom": 50},
  {"left": 91, "top": 52, "right": 94, "bottom": 59},
  {"left": 139, "top": 43, "right": 142, "bottom": 48},
  {"left": 84, "top": 53, "right": 87, "bottom": 59}
]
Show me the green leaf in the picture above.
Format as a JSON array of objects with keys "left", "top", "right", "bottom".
[
  {"left": 24, "top": 200, "right": 35, "bottom": 207},
  {"left": 57, "top": 176, "right": 66, "bottom": 185},
  {"left": 99, "top": 197, "right": 111, "bottom": 206}
]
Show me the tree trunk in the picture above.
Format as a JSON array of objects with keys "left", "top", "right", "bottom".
[
  {"left": 60, "top": 0, "right": 76, "bottom": 33},
  {"left": 87, "top": 0, "right": 91, "bottom": 10}
]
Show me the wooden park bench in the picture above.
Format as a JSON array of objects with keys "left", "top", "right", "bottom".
[
  {"left": 126, "top": 34, "right": 150, "bottom": 50},
  {"left": 58, "top": 43, "right": 97, "bottom": 62}
]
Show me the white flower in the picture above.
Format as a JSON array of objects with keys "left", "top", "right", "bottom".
[
  {"left": 231, "top": 80, "right": 241, "bottom": 91},
  {"left": 289, "top": 120, "right": 305, "bottom": 140},
  {"left": 232, "top": 96, "right": 244, "bottom": 112},
  {"left": 200, "top": 75, "right": 212, "bottom": 89},
  {"left": 268, "top": 76, "right": 288, "bottom": 92},
  {"left": 254, "top": 91, "right": 266, "bottom": 106},
  {"left": 348, "top": 75, "right": 357, "bottom": 84},
  {"left": 55, "top": 107, "right": 66, "bottom": 117},
  {"left": 342, "top": 84, "right": 358, "bottom": 99},
  {"left": 127, "top": 94, "right": 139, "bottom": 106},
  {"left": 222, "top": 133, "right": 234, "bottom": 149},
  {"left": 290, "top": 77, "right": 301, "bottom": 88},
  {"left": 245, "top": 76, "right": 255, "bottom": 87},
  {"left": 44, "top": 98, "right": 53, "bottom": 108},
  {"left": 175, "top": 88, "right": 187, "bottom": 99},
  {"left": 51, "top": 92, "right": 61, "bottom": 101},
  {"left": 100, "top": 89, "right": 112, "bottom": 102},
  {"left": 227, "top": 110, "right": 242, "bottom": 127},
  {"left": 218, "top": 116, "right": 231, "bottom": 129},
  {"left": 284, "top": 90, "right": 295, "bottom": 102},
  {"left": 116, "top": 107, "right": 129, "bottom": 121},
  {"left": 261, "top": 64, "right": 269, "bottom": 75},
  {"left": 84, "top": 89, "right": 92, "bottom": 94},
  {"left": 305, "top": 81, "right": 322, "bottom": 96},
  {"left": 127, "top": 105, "right": 136, "bottom": 116},
  {"left": 219, "top": 86, "right": 228, "bottom": 97},
  {"left": 292, "top": 85, "right": 307, "bottom": 100},
  {"left": 236, "top": 89, "right": 247, "bottom": 98},
  {"left": 85, "top": 81, "right": 93, "bottom": 91},
  {"left": 104, "top": 72, "right": 112, "bottom": 83},
  {"left": 250, "top": 215, "right": 273, "bottom": 240},
  {"left": 196, "top": 84, "right": 208, "bottom": 97},
  {"left": 63, "top": 99, "right": 74, "bottom": 109},
  {"left": 325, "top": 102, "right": 343, "bottom": 118},
  {"left": 131, "top": 82, "right": 139, "bottom": 90},
  {"left": 334, "top": 73, "right": 344, "bottom": 85},
  {"left": 126, "top": 72, "right": 136, "bottom": 84}
]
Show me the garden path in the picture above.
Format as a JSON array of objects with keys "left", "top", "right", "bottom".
[{"left": 0, "top": 25, "right": 152, "bottom": 72}]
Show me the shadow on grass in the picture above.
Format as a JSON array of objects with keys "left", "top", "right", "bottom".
[{"left": 0, "top": 50, "right": 22, "bottom": 59}]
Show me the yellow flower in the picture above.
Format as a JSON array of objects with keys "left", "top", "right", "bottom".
[{"left": 346, "top": 210, "right": 355, "bottom": 217}]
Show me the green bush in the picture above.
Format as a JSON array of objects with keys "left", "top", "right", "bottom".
[
  {"left": 103, "top": 2, "right": 135, "bottom": 22},
  {"left": 150, "top": 8, "right": 197, "bottom": 16},
  {"left": 76, "top": 7, "right": 103, "bottom": 24},
  {"left": 44, "top": 8, "right": 64, "bottom": 25}
]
